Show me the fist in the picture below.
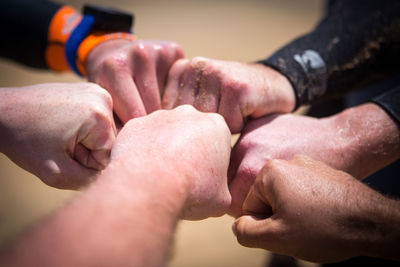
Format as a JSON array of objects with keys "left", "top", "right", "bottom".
[
  {"left": 233, "top": 155, "right": 392, "bottom": 263},
  {"left": 111, "top": 105, "right": 232, "bottom": 220},
  {"left": 0, "top": 83, "right": 116, "bottom": 189},
  {"left": 86, "top": 39, "right": 184, "bottom": 123},
  {"left": 228, "top": 113, "right": 350, "bottom": 217},
  {"left": 162, "top": 57, "right": 295, "bottom": 133}
]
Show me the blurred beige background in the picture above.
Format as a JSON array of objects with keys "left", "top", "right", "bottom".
[{"left": 0, "top": 0, "right": 323, "bottom": 266}]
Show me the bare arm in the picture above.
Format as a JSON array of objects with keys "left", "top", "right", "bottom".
[
  {"left": 162, "top": 57, "right": 295, "bottom": 133},
  {"left": 228, "top": 103, "right": 400, "bottom": 216},
  {"left": 0, "top": 162, "right": 187, "bottom": 267},
  {"left": 0, "top": 83, "right": 116, "bottom": 189},
  {"left": 233, "top": 155, "right": 400, "bottom": 263},
  {"left": 0, "top": 105, "right": 232, "bottom": 267}
]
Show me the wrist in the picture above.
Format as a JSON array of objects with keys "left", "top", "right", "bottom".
[
  {"left": 100, "top": 158, "right": 190, "bottom": 215},
  {"left": 45, "top": 5, "right": 135, "bottom": 76},
  {"left": 256, "top": 64, "right": 296, "bottom": 115},
  {"left": 326, "top": 103, "right": 400, "bottom": 179},
  {"left": 339, "top": 184, "right": 400, "bottom": 260}
]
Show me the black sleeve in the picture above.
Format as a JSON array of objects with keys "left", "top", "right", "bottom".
[
  {"left": 259, "top": 0, "right": 400, "bottom": 108},
  {"left": 0, "top": 0, "right": 62, "bottom": 69},
  {"left": 372, "top": 86, "right": 400, "bottom": 125}
]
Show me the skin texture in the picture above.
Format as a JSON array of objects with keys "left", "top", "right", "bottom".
[
  {"left": 232, "top": 155, "right": 400, "bottom": 263},
  {"left": 86, "top": 39, "right": 184, "bottom": 123},
  {"left": 0, "top": 83, "right": 116, "bottom": 189},
  {"left": 111, "top": 105, "right": 232, "bottom": 220},
  {"left": 0, "top": 105, "right": 232, "bottom": 267},
  {"left": 228, "top": 103, "right": 400, "bottom": 217},
  {"left": 162, "top": 57, "right": 296, "bottom": 133}
]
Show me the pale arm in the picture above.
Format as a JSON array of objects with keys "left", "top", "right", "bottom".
[
  {"left": 0, "top": 83, "right": 116, "bottom": 189},
  {"left": 0, "top": 105, "right": 232, "bottom": 266},
  {"left": 0, "top": 161, "right": 187, "bottom": 267}
]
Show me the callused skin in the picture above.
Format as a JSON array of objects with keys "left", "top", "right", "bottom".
[
  {"left": 228, "top": 103, "right": 400, "bottom": 217},
  {"left": 233, "top": 155, "right": 400, "bottom": 263},
  {"left": 162, "top": 57, "right": 295, "bottom": 133}
]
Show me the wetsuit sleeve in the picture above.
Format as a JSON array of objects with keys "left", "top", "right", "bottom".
[
  {"left": 0, "top": 0, "right": 62, "bottom": 69},
  {"left": 259, "top": 0, "right": 400, "bottom": 109},
  {"left": 372, "top": 86, "right": 400, "bottom": 125}
]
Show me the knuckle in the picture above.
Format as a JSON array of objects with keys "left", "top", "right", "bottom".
[
  {"left": 175, "top": 104, "right": 197, "bottom": 113},
  {"left": 170, "top": 42, "right": 184, "bottom": 57},
  {"left": 237, "top": 162, "right": 258, "bottom": 184},
  {"left": 169, "top": 41, "right": 183, "bottom": 51},
  {"left": 262, "top": 158, "right": 279, "bottom": 172},
  {"left": 101, "top": 56, "right": 126, "bottom": 72},
  {"left": 189, "top": 56, "right": 209, "bottom": 70},
  {"left": 132, "top": 42, "right": 151, "bottom": 62},
  {"left": 223, "top": 78, "right": 250, "bottom": 97}
]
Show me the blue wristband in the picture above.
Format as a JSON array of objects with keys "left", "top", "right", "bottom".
[{"left": 65, "top": 15, "right": 96, "bottom": 76}]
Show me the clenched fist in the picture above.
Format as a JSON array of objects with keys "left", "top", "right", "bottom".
[
  {"left": 162, "top": 57, "right": 295, "bottom": 132},
  {"left": 0, "top": 83, "right": 116, "bottom": 189},
  {"left": 111, "top": 105, "right": 232, "bottom": 220},
  {"left": 233, "top": 155, "right": 400, "bottom": 263},
  {"left": 86, "top": 39, "right": 184, "bottom": 123}
]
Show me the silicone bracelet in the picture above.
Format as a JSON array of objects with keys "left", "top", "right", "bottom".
[
  {"left": 76, "top": 32, "right": 136, "bottom": 76},
  {"left": 65, "top": 15, "right": 96, "bottom": 76}
]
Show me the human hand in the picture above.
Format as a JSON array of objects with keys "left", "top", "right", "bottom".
[
  {"left": 86, "top": 39, "right": 184, "bottom": 123},
  {"left": 228, "top": 113, "right": 344, "bottom": 216},
  {"left": 0, "top": 83, "right": 116, "bottom": 189},
  {"left": 110, "top": 105, "right": 232, "bottom": 220},
  {"left": 162, "top": 57, "right": 295, "bottom": 133},
  {"left": 228, "top": 103, "right": 400, "bottom": 216},
  {"left": 233, "top": 155, "right": 400, "bottom": 263}
]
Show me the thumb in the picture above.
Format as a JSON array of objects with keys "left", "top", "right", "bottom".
[
  {"left": 75, "top": 113, "right": 117, "bottom": 170},
  {"left": 232, "top": 214, "right": 281, "bottom": 251}
]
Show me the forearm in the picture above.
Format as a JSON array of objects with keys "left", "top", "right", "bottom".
[
  {"left": 326, "top": 102, "right": 400, "bottom": 179},
  {"left": 0, "top": 86, "right": 19, "bottom": 154},
  {"left": 0, "top": 161, "right": 188, "bottom": 267},
  {"left": 341, "top": 183, "right": 400, "bottom": 260}
]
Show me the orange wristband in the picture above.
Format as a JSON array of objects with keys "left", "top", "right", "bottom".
[
  {"left": 45, "top": 6, "right": 82, "bottom": 72},
  {"left": 76, "top": 32, "right": 136, "bottom": 76}
]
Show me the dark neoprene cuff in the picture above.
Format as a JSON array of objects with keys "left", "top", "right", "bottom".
[{"left": 372, "top": 86, "right": 400, "bottom": 126}]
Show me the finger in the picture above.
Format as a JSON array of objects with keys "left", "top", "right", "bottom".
[
  {"left": 229, "top": 159, "right": 256, "bottom": 217},
  {"left": 193, "top": 72, "right": 221, "bottom": 113},
  {"left": 41, "top": 156, "right": 98, "bottom": 190},
  {"left": 242, "top": 184, "right": 273, "bottom": 218},
  {"left": 132, "top": 49, "right": 162, "bottom": 114},
  {"left": 156, "top": 42, "right": 184, "bottom": 97},
  {"left": 99, "top": 71, "right": 146, "bottom": 123},
  {"left": 76, "top": 112, "right": 117, "bottom": 170},
  {"left": 174, "top": 62, "right": 200, "bottom": 106},
  {"left": 162, "top": 59, "right": 189, "bottom": 109},
  {"left": 228, "top": 155, "right": 261, "bottom": 217},
  {"left": 228, "top": 136, "right": 247, "bottom": 184},
  {"left": 218, "top": 88, "right": 244, "bottom": 133},
  {"left": 233, "top": 214, "right": 282, "bottom": 250}
]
